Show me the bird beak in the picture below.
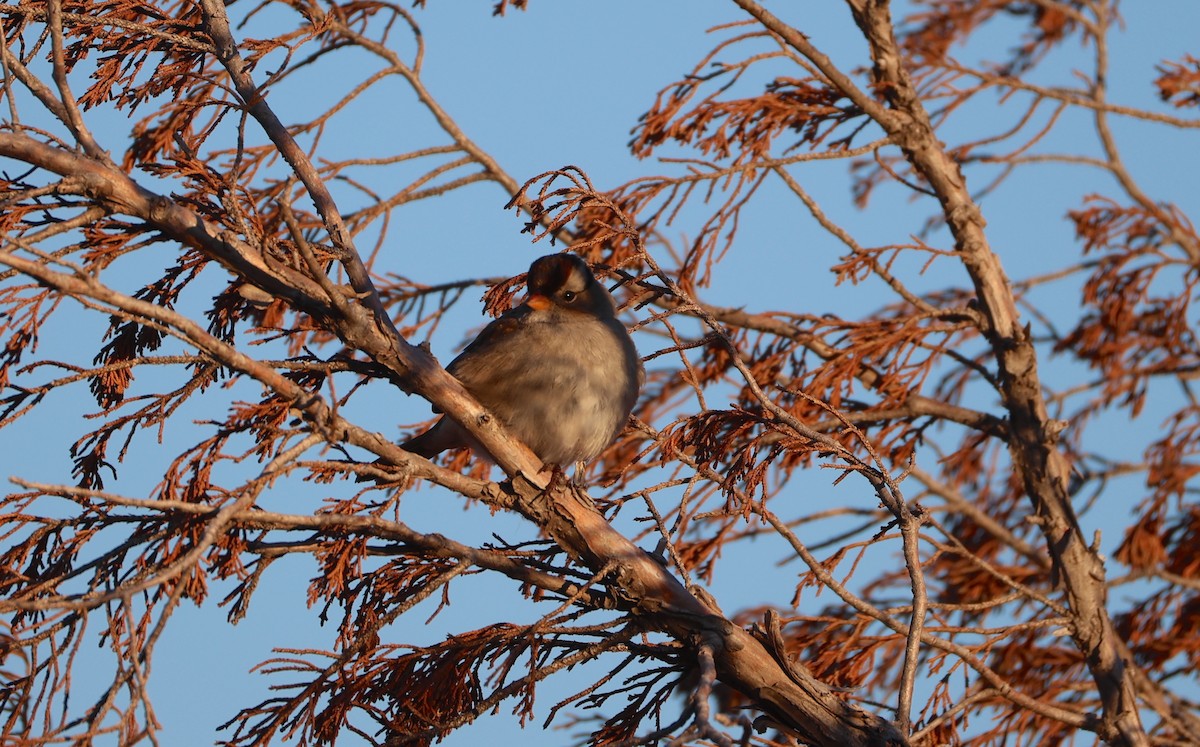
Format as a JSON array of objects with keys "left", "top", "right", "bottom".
[{"left": 527, "top": 294, "right": 551, "bottom": 311}]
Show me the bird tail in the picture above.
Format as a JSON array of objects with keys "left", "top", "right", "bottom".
[
  {"left": 399, "top": 417, "right": 457, "bottom": 459},
  {"left": 399, "top": 429, "right": 441, "bottom": 458},
  {"left": 354, "top": 420, "right": 448, "bottom": 483}
]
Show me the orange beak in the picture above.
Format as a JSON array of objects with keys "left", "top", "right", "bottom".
[{"left": 526, "top": 294, "right": 551, "bottom": 311}]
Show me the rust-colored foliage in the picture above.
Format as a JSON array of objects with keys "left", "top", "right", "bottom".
[
  {"left": 2, "top": 1, "right": 1199, "bottom": 747},
  {"left": 1156, "top": 54, "right": 1200, "bottom": 109},
  {"left": 1061, "top": 197, "right": 1200, "bottom": 416},
  {"left": 900, "top": 0, "right": 1086, "bottom": 74}
]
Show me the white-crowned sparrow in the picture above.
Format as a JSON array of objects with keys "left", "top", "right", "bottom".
[{"left": 402, "top": 253, "right": 642, "bottom": 467}]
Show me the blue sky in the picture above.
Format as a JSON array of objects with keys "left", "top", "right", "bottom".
[{"left": 3, "top": 1, "right": 1199, "bottom": 745}]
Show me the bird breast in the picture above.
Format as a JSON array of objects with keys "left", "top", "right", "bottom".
[{"left": 453, "top": 314, "right": 638, "bottom": 465}]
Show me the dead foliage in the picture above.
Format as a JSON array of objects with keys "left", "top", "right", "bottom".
[{"left": 2, "top": 1, "right": 1198, "bottom": 746}]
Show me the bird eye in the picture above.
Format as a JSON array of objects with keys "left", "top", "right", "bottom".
[{"left": 562, "top": 291, "right": 576, "bottom": 302}]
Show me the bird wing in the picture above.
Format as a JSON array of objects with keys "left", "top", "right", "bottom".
[{"left": 446, "top": 305, "right": 531, "bottom": 377}]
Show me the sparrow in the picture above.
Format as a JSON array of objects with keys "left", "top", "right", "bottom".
[{"left": 401, "top": 253, "right": 642, "bottom": 467}]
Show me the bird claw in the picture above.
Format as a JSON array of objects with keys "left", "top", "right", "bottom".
[
  {"left": 544, "top": 463, "right": 572, "bottom": 490},
  {"left": 542, "top": 463, "right": 596, "bottom": 508}
]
